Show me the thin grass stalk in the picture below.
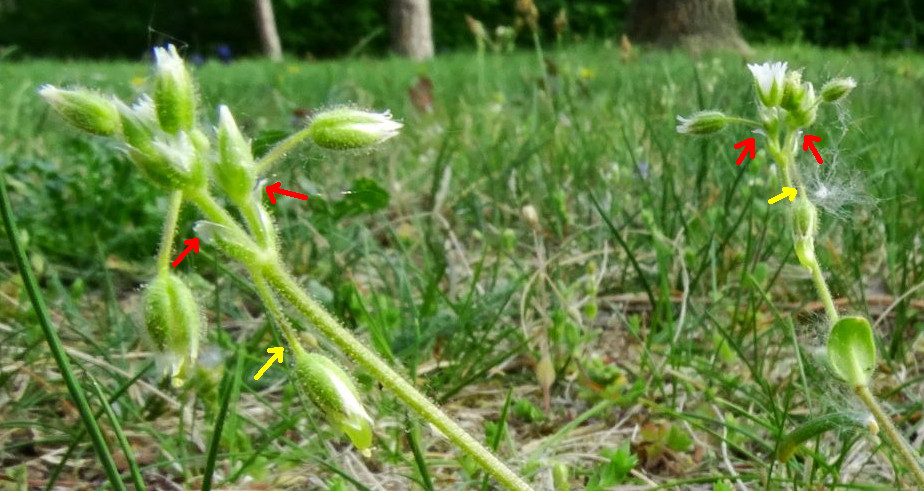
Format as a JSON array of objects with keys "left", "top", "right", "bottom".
[{"left": 0, "top": 172, "right": 127, "bottom": 491}]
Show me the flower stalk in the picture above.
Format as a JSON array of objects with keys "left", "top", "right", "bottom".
[
  {"left": 41, "top": 44, "right": 532, "bottom": 490},
  {"left": 677, "top": 61, "right": 924, "bottom": 487}
]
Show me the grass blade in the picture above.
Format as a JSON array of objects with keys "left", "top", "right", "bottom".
[
  {"left": 89, "top": 375, "right": 147, "bottom": 491},
  {"left": 0, "top": 171, "right": 126, "bottom": 491},
  {"left": 202, "top": 344, "right": 244, "bottom": 491}
]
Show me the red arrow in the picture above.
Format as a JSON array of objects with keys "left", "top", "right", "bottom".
[
  {"left": 734, "top": 138, "right": 755, "bottom": 165},
  {"left": 171, "top": 238, "right": 200, "bottom": 267},
  {"left": 266, "top": 181, "right": 309, "bottom": 204},
  {"left": 803, "top": 135, "right": 823, "bottom": 164}
]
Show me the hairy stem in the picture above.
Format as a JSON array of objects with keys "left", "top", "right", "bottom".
[
  {"left": 253, "top": 275, "right": 301, "bottom": 349},
  {"left": 855, "top": 385, "right": 924, "bottom": 487},
  {"left": 156, "top": 190, "right": 184, "bottom": 274},
  {"left": 254, "top": 126, "right": 313, "bottom": 176},
  {"left": 263, "top": 264, "right": 534, "bottom": 491},
  {"left": 771, "top": 131, "right": 840, "bottom": 326},
  {"left": 186, "top": 189, "right": 532, "bottom": 490}
]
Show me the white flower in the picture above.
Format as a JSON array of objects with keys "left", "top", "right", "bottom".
[{"left": 747, "top": 61, "right": 788, "bottom": 107}]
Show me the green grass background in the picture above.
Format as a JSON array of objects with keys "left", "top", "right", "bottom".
[{"left": 2, "top": 43, "right": 924, "bottom": 489}]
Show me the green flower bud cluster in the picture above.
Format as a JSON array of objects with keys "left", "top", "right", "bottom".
[
  {"left": 744, "top": 62, "right": 856, "bottom": 131},
  {"left": 143, "top": 273, "right": 203, "bottom": 387}
]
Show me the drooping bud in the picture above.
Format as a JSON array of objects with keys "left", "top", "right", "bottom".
[
  {"left": 792, "top": 198, "right": 818, "bottom": 238},
  {"left": 792, "top": 198, "right": 819, "bottom": 269},
  {"left": 306, "top": 108, "right": 402, "bottom": 150},
  {"left": 153, "top": 44, "right": 196, "bottom": 134},
  {"left": 214, "top": 105, "right": 255, "bottom": 205},
  {"left": 820, "top": 77, "right": 857, "bottom": 103},
  {"left": 143, "top": 273, "right": 202, "bottom": 387},
  {"left": 194, "top": 220, "right": 263, "bottom": 265},
  {"left": 747, "top": 61, "right": 788, "bottom": 108},
  {"left": 675, "top": 110, "right": 727, "bottom": 135},
  {"left": 38, "top": 85, "right": 121, "bottom": 136},
  {"left": 794, "top": 236, "right": 816, "bottom": 270},
  {"left": 291, "top": 344, "right": 373, "bottom": 451}
]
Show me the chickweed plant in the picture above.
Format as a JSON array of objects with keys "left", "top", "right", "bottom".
[
  {"left": 677, "top": 62, "right": 924, "bottom": 486},
  {"left": 39, "top": 45, "right": 532, "bottom": 491}
]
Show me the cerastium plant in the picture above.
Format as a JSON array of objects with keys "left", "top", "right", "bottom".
[
  {"left": 678, "top": 62, "right": 924, "bottom": 486},
  {"left": 40, "top": 45, "right": 533, "bottom": 491}
]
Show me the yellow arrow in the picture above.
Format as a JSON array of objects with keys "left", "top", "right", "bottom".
[
  {"left": 768, "top": 187, "right": 797, "bottom": 204},
  {"left": 254, "top": 347, "right": 284, "bottom": 380}
]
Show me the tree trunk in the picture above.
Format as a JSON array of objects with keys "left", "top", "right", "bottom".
[
  {"left": 253, "top": 0, "right": 283, "bottom": 61},
  {"left": 389, "top": 0, "right": 434, "bottom": 60},
  {"left": 626, "top": 0, "right": 749, "bottom": 54}
]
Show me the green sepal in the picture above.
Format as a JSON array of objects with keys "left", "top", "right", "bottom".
[{"left": 827, "top": 316, "right": 877, "bottom": 387}]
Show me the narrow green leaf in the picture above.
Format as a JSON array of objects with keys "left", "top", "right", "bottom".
[
  {"left": 827, "top": 316, "right": 877, "bottom": 387},
  {"left": 777, "top": 412, "right": 872, "bottom": 462},
  {"left": 89, "top": 376, "right": 147, "bottom": 491},
  {"left": 0, "top": 172, "right": 126, "bottom": 491}
]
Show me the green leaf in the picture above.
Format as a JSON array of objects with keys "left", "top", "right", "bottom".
[
  {"left": 777, "top": 411, "right": 873, "bottom": 462},
  {"left": 587, "top": 443, "right": 637, "bottom": 490},
  {"left": 827, "top": 316, "right": 877, "bottom": 387}
]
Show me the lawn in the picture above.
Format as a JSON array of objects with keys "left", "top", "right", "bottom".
[{"left": 2, "top": 43, "right": 924, "bottom": 489}]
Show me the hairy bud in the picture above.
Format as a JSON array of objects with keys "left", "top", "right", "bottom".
[
  {"left": 306, "top": 108, "right": 402, "bottom": 150},
  {"left": 820, "top": 77, "right": 857, "bottom": 103},
  {"left": 214, "top": 105, "right": 255, "bottom": 205},
  {"left": 291, "top": 345, "right": 374, "bottom": 451},
  {"left": 39, "top": 85, "right": 121, "bottom": 136},
  {"left": 153, "top": 44, "right": 197, "bottom": 134},
  {"left": 143, "top": 273, "right": 202, "bottom": 387},
  {"left": 675, "top": 110, "right": 727, "bottom": 135}
]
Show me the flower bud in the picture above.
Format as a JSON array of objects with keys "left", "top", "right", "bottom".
[
  {"left": 780, "top": 70, "right": 804, "bottom": 112},
  {"left": 143, "top": 273, "right": 202, "bottom": 387},
  {"left": 306, "top": 108, "right": 402, "bottom": 150},
  {"left": 820, "top": 77, "right": 857, "bottom": 103},
  {"left": 129, "top": 131, "right": 204, "bottom": 190},
  {"left": 792, "top": 198, "right": 818, "bottom": 239},
  {"left": 675, "top": 110, "right": 727, "bottom": 135},
  {"left": 153, "top": 44, "right": 197, "bottom": 134},
  {"left": 291, "top": 345, "right": 373, "bottom": 451},
  {"left": 38, "top": 85, "right": 121, "bottom": 136},
  {"left": 747, "top": 61, "right": 787, "bottom": 108},
  {"left": 115, "top": 97, "right": 158, "bottom": 149},
  {"left": 214, "top": 105, "right": 256, "bottom": 205},
  {"left": 794, "top": 236, "right": 816, "bottom": 270},
  {"left": 194, "top": 220, "right": 263, "bottom": 264},
  {"left": 787, "top": 82, "right": 817, "bottom": 128}
]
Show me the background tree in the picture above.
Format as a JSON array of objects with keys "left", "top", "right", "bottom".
[
  {"left": 253, "top": 0, "right": 282, "bottom": 61},
  {"left": 626, "top": 0, "right": 750, "bottom": 53},
  {"left": 389, "top": 0, "right": 434, "bottom": 60}
]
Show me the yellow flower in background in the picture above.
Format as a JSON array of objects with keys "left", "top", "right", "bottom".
[
  {"left": 578, "top": 67, "right": 595, "bottom": 80},
  {"left": 130, "top": 76, "right": 146, "bottom": 88}
]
